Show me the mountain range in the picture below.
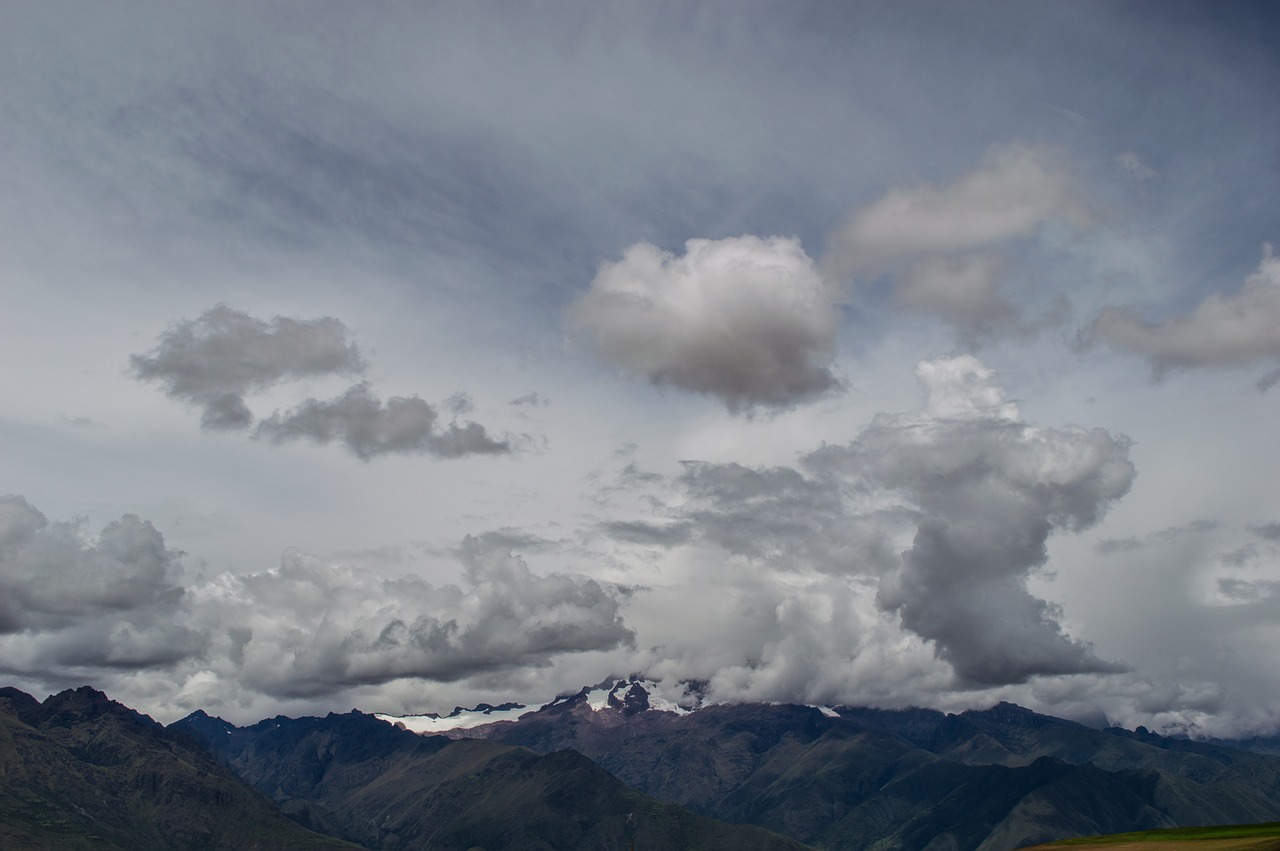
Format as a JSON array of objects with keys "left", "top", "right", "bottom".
[
  {"left": 6, "top": 678, "right": 1280, "bottom": 851},
  {"left": 394, "top": 678, "right": 1280, "bottom": 851}
]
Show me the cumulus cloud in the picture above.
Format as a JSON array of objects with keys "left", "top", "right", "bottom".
[
  {"left": 823, "top": 142, "right": 1089, "bottom": 278},
  {"left": 0, "top": 496, "right": 632, "bottom": 704},
  {"left": 191, "top": 536, "right": 632, "bottom": 697},
  {"left": 0, "top": 496, "right": 200, "bottom": 670},
  {"left": 253, "top": 383, "right": 510, "bottom": 460},
  {"left": 567, "top": 235, "right": 842, "bottom": 412},
  {"left": 809, "top": 356, "right": 1133, "bottom": 684},
  {"left": 130, "top": 305, "right": 366, "bottom": 429},
  {"left": 1089, "top": 244, "right": 1280, "bottom": 379},
  {"left": 0, "top": 496, "right": 185, "bottom": 633},
  {"left": 614, "top": 356, "right": 1133, "bottom": 690}
]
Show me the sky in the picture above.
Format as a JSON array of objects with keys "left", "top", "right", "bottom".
[{"left": 3, "top": 1, "right": 1280, "bottom": 736}]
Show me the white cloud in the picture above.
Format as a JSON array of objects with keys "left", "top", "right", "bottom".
[
  {"left": 823, "top": 142, "right": 1090, "bottom": 278},
  {"left": 568, "top": 235, "right": 842, "bottom": 412}
]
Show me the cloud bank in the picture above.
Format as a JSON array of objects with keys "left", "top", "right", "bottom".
[
  {"left": 0, "top": 498, "right": 631, "bottom": 705},
  {"left": 568, "top": 235, "right": 842, "bottom": 412}
]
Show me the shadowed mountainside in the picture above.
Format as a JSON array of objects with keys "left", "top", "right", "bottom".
[
  {"left": 0, "top": 686, "right": 359, "bottom": 851},
  {"left": 171, "top": 706, "right": 814, "bottom": 851},
  {"left": 446, "top": 682, "right": 1280, "bottom": 851}
]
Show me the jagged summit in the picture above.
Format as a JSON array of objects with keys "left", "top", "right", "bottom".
[{"left": 376, "top": 673, "right": 697, "bottom": 734}]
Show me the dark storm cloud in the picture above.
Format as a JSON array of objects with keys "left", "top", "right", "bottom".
[
  {"left": 130, "top": 305, "right": 366, "bottom": 429},
  {"left": 1089, "top": 245, "right": 1280, "bottom": 377},
  {"left": 253, "top": 383, "right": 510, "bottom": 460},
  {"left": 568, "top": 236, "right": 842, "bottom": 413}
]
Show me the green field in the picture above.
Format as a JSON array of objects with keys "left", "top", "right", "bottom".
[{"left": 1024, "top": 822, "right": 1280, "bottom": 851}]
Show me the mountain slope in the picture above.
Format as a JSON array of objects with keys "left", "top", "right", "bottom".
[
  {"left": 0, "top": 686, "right": 359, "bottom": 851},
  {"left": 171, "top": 706, "right": 814, "bottom": 851},
  {"left": 438, "top": 681, "right": 1280, "bottom": 851}
]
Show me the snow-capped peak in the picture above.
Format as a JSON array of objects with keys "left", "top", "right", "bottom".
[{"left": 377, "top": 676, "right": 698, "bottom": 735}]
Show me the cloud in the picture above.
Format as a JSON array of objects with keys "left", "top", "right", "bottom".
[
  {"left": 618, "top": 356, "right": 1134, "bottom": 690},
  {"left": 509, "top": 392, "right": 549, "bottom": 407},
  {"left": 567, "top": 235, "right": 842, "bottom": 412},
  {"left": 253, "top": 382, "right": 510, "bottom": 460},
  {"left": 810, "top": 356, "right": 1134, "bottom": 684},
  {"left": 130, "top": 305, "right": 366, "bottom": 430},
  {"left": 1250, "top": 522, "right": 1280, "bottom": 542},
  {"left": 0, "top": 496, "right": 201, "bottom": 670},
  {"left": 193, "top": 536, "right": 633, "bottom": 698},
  {"left": 0, "top": 496, "right": 185, "bottom": 633},
  {"left": 134, "top": 307, "right": 511, "bottom": 458},
  {"left": 895, "top": 253, "right": 1017, "bottom": 331},
  {"left": 1089, "top": 245, "right": 1280, "bottom": 378},
  {"left": 823, "top": 142, "right": 1089, "bottom": 278},
  {"left": 1116, "top": 151, "right": 1157, "bottom": 181},
  {"left": 0, "top": 496, "right": 632, "bottom": 702}
]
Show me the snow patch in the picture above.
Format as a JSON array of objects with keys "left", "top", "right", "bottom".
[{"left": 376, "top": 702, "right": 529, "bottom": 734}]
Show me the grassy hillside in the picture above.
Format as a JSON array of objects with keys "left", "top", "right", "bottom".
[{"left": 1022, "top": 821, "right": 1280, "bottom": 851}]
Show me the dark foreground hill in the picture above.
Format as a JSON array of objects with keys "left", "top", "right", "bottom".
[
  {"left": 0, "top": 686, "right": 358, "bottom": 851},
  {"left": 171, "top": 706, "right": 813, "bottom": 851},
  {"left": 448, "top": 681, "right": 1280, "bottom": 851}
]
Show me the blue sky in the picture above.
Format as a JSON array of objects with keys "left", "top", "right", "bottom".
[{"left": 3, "top": 1, "right": 1280, "bottom": 734}]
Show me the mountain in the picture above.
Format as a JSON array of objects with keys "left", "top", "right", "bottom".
[
  {"left": 0, "top": 685, "right": 359, "bottom": 851},
  {"left": 426, "top": 678, "right": 1280, "bottom": 851},
  {"left": 170, "top": 705, "right": 814, "bottom": 851}
]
